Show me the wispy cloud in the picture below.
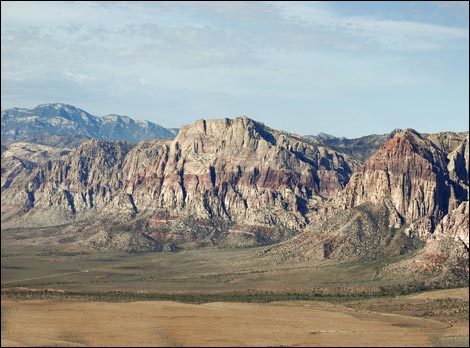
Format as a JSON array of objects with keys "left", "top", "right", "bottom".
[
  {"left": 274, "top": 1, "right": 469, "bottom": 51},
  {"left": 1, "top": 1, "right": 468, "bottom": 137}
]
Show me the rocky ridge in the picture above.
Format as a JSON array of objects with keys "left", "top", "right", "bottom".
[
  {"left": 1, "top": 116, "right": 360, "bottom": 248},
  {"left": 305, "top": 133, "right": 389, "bottom": 162},
  {"left": 333, "top": 129, "right": 468, "bottom": 224},
  {"left": 263, "top": 129, "right": 469, "bottom": 280},
  {"left": 1, "top": 116, "right": 468, "bottom": 280}
]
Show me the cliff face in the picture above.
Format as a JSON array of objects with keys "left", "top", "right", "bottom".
[
  {"left": 265, "top": 130, "right": 469, "bottom": 269},
  {"left": 1, "top": 142, "right": 71, "bottom": 191},
  {"left": 1, "top": 120, "right": 467, "bottom": 265},
  {"left": 1, "top": 117, "right": 359, "bottom": 245},
  {"left": 426, "top": 131, "right": 468, "bottom": 154},
  {"left": 1, "top": 142, "right": 74, "bottom": 221},
  {"left": 334, "top": 129, "right": 468, "bottom": 225},
  {"left": 434, "top": 201, "right": 469, "bottom": 250},
  {"left": 1, "top": 140, "right": 136, "bottom": 226},
  {"left": 122, "top": 117, "right": 358, "bottom": 230}
]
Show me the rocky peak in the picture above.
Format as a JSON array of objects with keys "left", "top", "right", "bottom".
[
  {"left": 335, "top": 128, "right": 465, "bottom": 225},
  {"left": 121, "top": 116, "right": 358, "bottom": 230},
  {"left": 34, "top": 103, "right": 89, "bottom": 115},
  {"left": 366, "top": 128, "right": 447, "bottom": 173},
  {"left": 176, "top": 116, "right": 276, "bottom": 146},
  {"left": 2, "top": 117, "right": 360, "bottom": 246}
]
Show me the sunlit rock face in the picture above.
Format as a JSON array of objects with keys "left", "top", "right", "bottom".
[
  {"left": 335, "top": 129, "right": 468, "bottom": 226},
  {"left": 1, "top": 116, "right": 358, "bottom": 233}
]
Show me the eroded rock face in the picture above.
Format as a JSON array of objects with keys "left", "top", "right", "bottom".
[
  {"left": 410, "top": 202, "right": 470, "bottom": 280},
  {"left": 1, "top": 142, "right": 74, "bottom": 221},
  {"left": 281, "top": 129, "right": 469, "bottom": 273},
  {"left": 1, "top": 142, "right": 70, "bottom": 191},
  {"left": 446, "top": 136, "right": 469, "bottom": 206},
  {"left": 426, "top": 131, "right": 468, "bottom": 154},
  {"left": 334, "top": 129, "right": 468, "bottom": 225},
  {"left": 2, "top": 121, "right": 467, "bottom": 263},
  {"left": 122, "top": 117, "right": 358, "bottom": 230},
  {"left": 434, "top": 201, "right": 469, "bottom": 251},
  {"left": 1, "top": 117, "right": 359, "bottom": 242},
  {"left": 1, "top": 140, "right": 135, "bottom": 226}
]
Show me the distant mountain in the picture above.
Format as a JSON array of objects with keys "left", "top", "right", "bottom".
[
  {"left": 305, "top": 133, "right": 389, "bottom": 162},
  {"left": 1, "top": 103, "right": 178, "bottom": 145}
]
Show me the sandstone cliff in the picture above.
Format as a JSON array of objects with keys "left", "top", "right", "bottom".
[
  {"left": 1, "top": 116, "right": 359, "bottom": 247},
  {"left": 2, "top": 120, "right": 467, "bottom": 268},
  {"left": 265, "top": 129, "right": 469, "bottom": 272},
  {"left": 1, "top": 142, "right": 73, "bottom": 221},
  {"left": 334, "top": 129, "right": 468, "bottom": 225}
]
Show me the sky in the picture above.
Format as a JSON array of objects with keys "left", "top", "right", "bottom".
[{"left": 1, "top": 1, "right": 469, "bottom": 137}]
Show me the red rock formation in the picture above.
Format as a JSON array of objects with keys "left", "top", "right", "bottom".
[
  {"left": 335, "top": 129, "right": 466, "bottom": 225},
  {"left": 1, "top": 117, "right": 359, "bottom": 234}
]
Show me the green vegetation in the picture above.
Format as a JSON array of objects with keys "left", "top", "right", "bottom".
[{"left": 2, "top": 284, "right": 465, "bottom": 304}]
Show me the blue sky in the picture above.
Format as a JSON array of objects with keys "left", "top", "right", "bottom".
[{"left": 1, "top": 1, "right": 468, "bottom": 137}]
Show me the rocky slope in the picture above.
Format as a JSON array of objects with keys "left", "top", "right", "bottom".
[
  {"left": 1, "top": 116, "right": 360, "bottom": 249},
  {"left": 427, "top": 131, "right": 469, "bottom": 154},
  {"left": 1, "top": 103, "right": 177, "bottom": 144},
  {"left": 3, "top": 133, "right": 91, "bottom": 149},
  {"left": 306, "top": 130, "right": 468, "bottom": 164},
  {"left": 263, "top": 129, "right": 469, "bottom": 281},
  {"left": 1, "top": 142, "right": 74, "bottom": 217},
  {"left": 333, "top": 129, "right": 468, "bottom": 224}
]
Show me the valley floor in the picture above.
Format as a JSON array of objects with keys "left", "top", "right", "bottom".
[
  {"left": 1, "top": 238, "right": 468, "bottom": 347},
  {"left": 1, "top": 288, "right": 468, "bottom": 347}
]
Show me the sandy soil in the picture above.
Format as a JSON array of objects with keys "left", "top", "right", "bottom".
[{"left": 1, "top": 298, "right": 461, "bottom": 347}]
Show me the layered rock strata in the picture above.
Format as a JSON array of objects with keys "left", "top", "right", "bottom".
[{"left": 1, "top": 117, "right": 358, "bottom": 245}]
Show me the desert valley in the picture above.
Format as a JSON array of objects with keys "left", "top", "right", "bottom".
[
  {"left": 2, "top": 1, "right": 469, "bottom": 347},
  {"left": 1, "top": 103, "right": 469, "bottom": 347}
]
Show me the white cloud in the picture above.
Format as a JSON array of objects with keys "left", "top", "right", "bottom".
[
  {"left": 274, "top": 1, "right": 469, "bottom": 51},
  {"left": 1, "top": 1, "right": 468, "bottom": 137}
]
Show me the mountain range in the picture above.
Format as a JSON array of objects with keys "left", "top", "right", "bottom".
[
  {"left": 1, "top": 103, "right": 177, "bottom": 145},
  {"left": 1, "top": 103, "right": 468, "bottom": 282}
]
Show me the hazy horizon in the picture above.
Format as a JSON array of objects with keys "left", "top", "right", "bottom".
[{"left": 2, "top": 1, "right": 469, "bottom": 137}]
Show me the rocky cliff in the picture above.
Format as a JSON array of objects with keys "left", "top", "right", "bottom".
[
  {"left": 1, "top": 142, "right": 74, "bottom": 221},
  {"left": 264, "top": 129, "right": 469, "bottom": 273},
  {"left": 1, "top": 116, "right": 359, "bottom": 248},
  {"left": 1, "top": 118, "right": 467, "bottom": 274},
  {"left": 334, "top": 129, "right": 468, "bottom": 225}
]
